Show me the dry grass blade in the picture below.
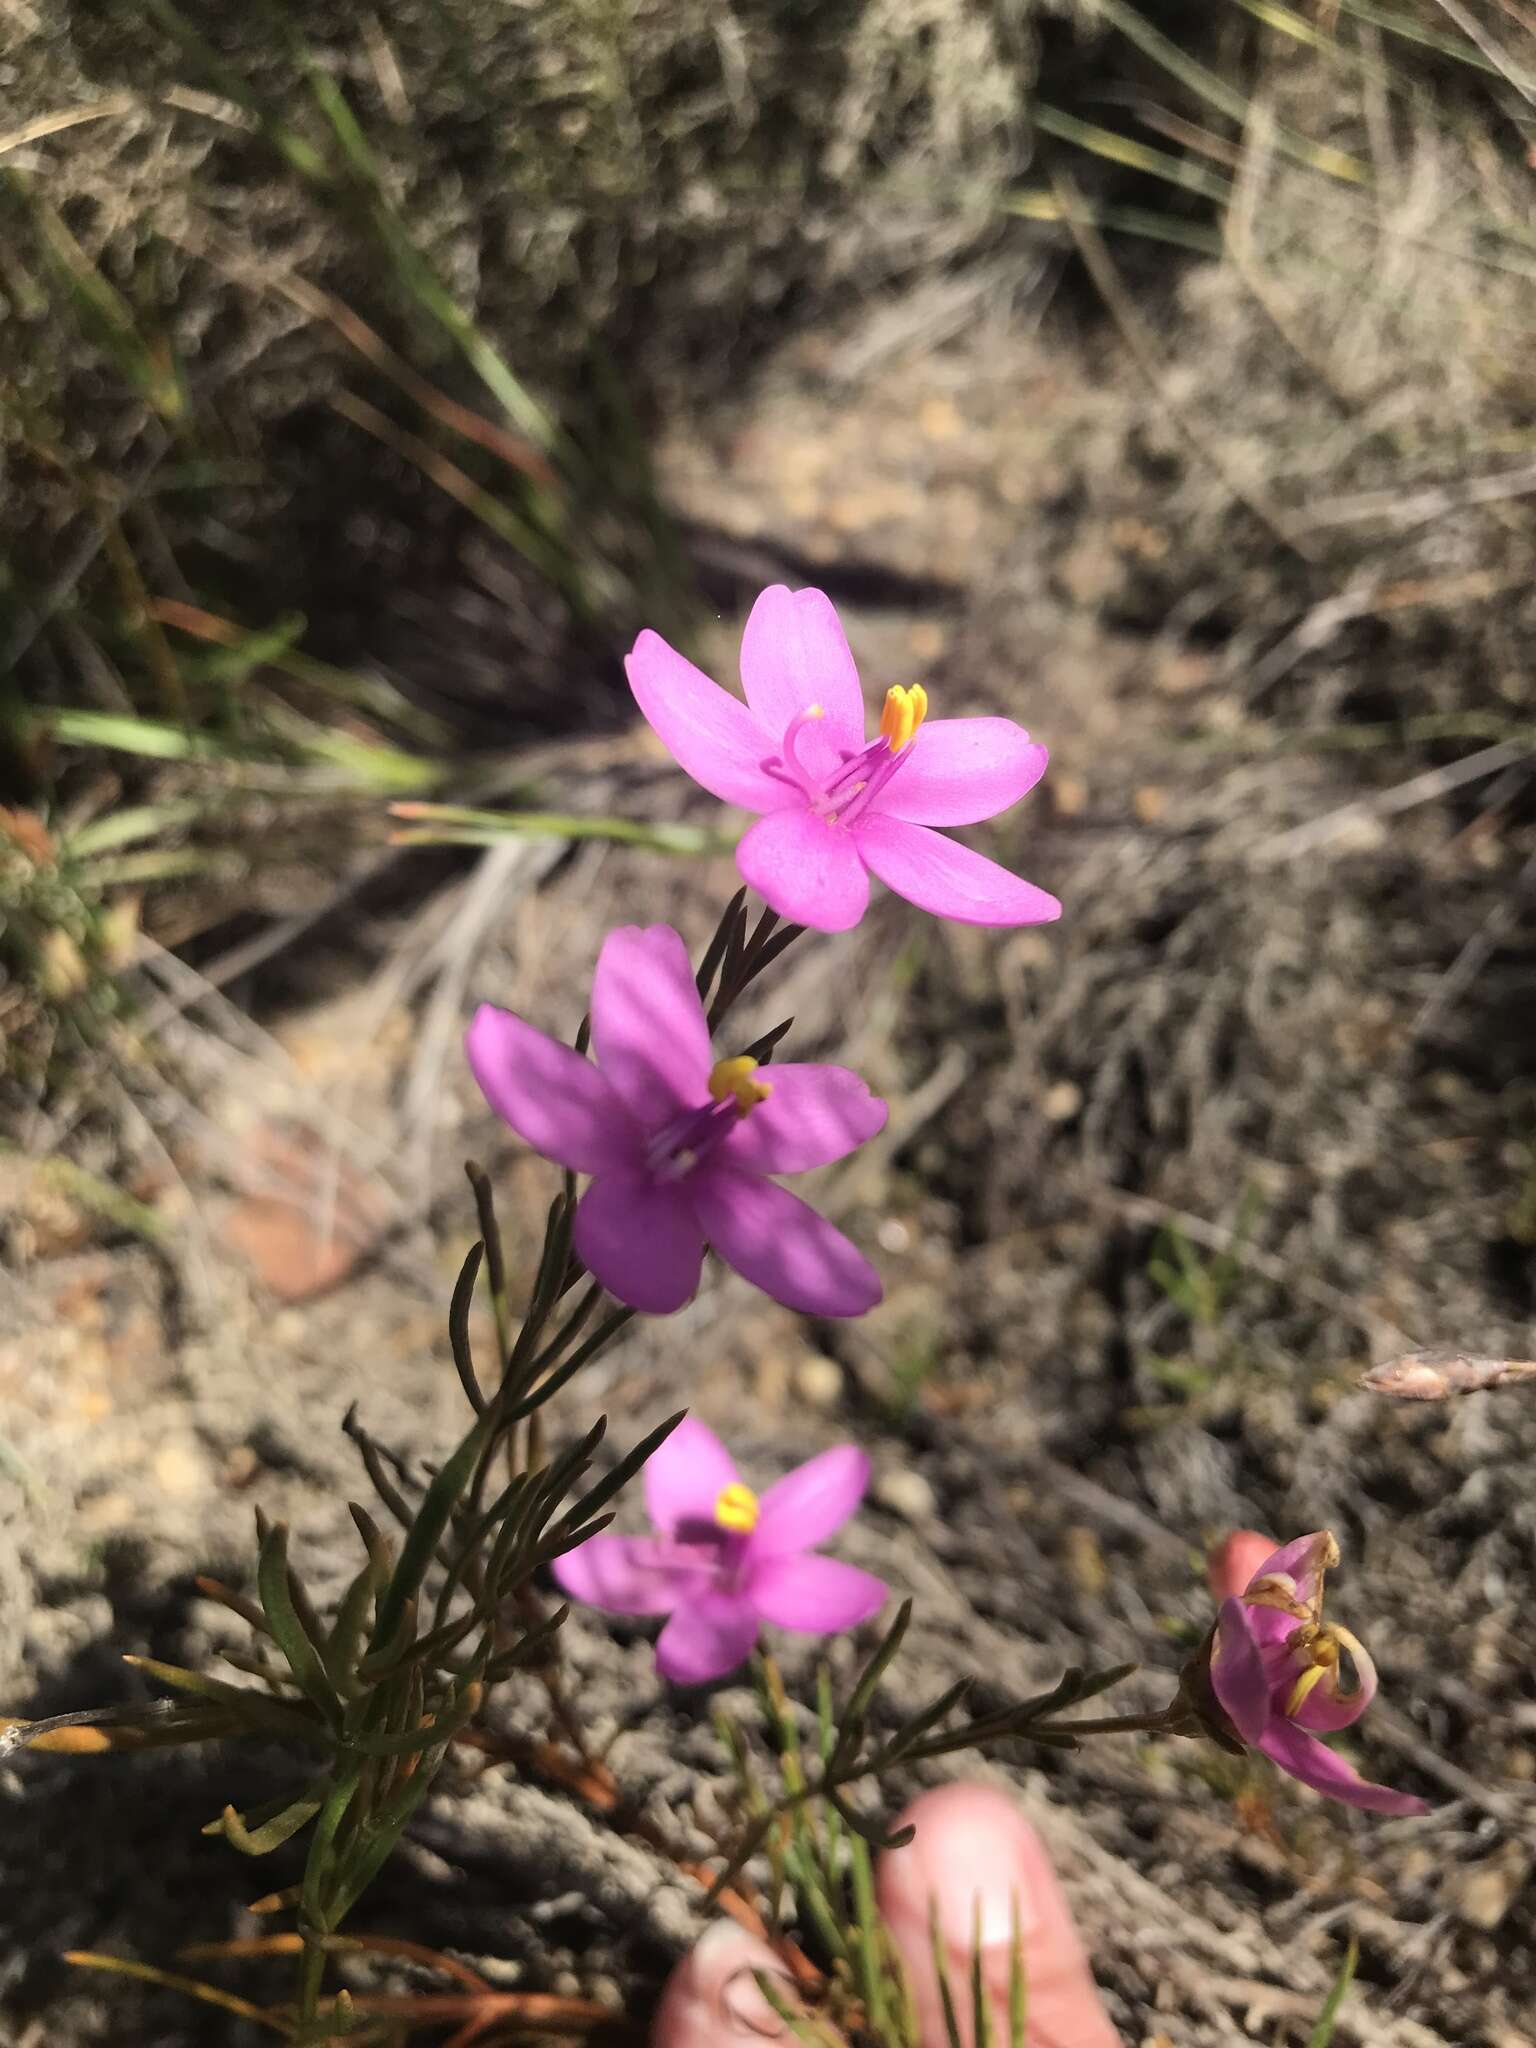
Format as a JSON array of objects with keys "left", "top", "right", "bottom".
[
  {"left": 1049, "top": 172, "right": 1323, "bottom": 566},
  {"left": 0, "top": 96, "right": 140, "bottom": 159},
  {"left": 62, "top": 1954, "right": 291, "bottom": 2034},
  {"left": 1428, "top": 0, "right": 1536, "bottom": 104}
]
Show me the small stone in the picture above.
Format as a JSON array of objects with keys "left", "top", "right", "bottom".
[
  {"left": 1133, "top": 785, "right": 1168, "bottom": 826},
  {"left": 877, "top": 1217, "right": 912, "bottom": 1254},
  {"left": 1049, "top": 772, "right": 1088, "bottom": 818},
  {"left": 1154, "top": 649, "right": 1216, "bottom": 696},
  {"left": 1042, "top": 1081, "right": 1083, "bottom": 1123},
  {"left": 153, "top": 1440, "right": 207, "bottom": 1499},
  {"left": 919, "top": 396, "right": 962, "bottom": 440},
  {"left": 1447, "top": 1844, "right": 1530, "bottom": 1930},
  {"left": 875, "top": 1468, "right": 937, "bottom": 1522},
  {"left": 794, "top": 1356, "right": 844, "bottom": 1410},
  {"left": 220, "top": 1196, "right": 363, "bottom": 1302}
]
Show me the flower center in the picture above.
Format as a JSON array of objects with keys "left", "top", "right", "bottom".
[
  {"left": 644, "top": 1057, "right": 772, "bottom": 1181},
  {"left": 1283, "top": 1620, "right": 1364, "bottom": 1715},
  {"left": 714, "top": 1481, "right": 759, "bottom": 1534},
  {"left": 760, "top": 686, "right": 931, "bottom": 827},
  {"left": 709, "top": 1056, "right": 773, "bottom": 1112}
]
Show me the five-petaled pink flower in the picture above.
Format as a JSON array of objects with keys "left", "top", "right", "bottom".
[
  {"left": 466, "top": 924, "right": 886, "bottom": 1317},
  {"left": 552, "top": 1418, "right": 887, "bottom": 1683},
  {"left": 1210, "top": 1532, "right": 1427, "bottom": 1817},
  {"left": 626, "top": 584, "right": 1060, "bottom": 934}
]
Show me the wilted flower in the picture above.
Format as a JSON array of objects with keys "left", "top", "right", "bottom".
[
  {"left": 553, "top": 1418, "right": 887, "bottom": 1683},
  {"left": 467, "top": 923, "right": 885, "bottom": 1317},
  {"left": 626, "top": 584, "right": 1059, "bottom": 934},
  {"left": 1207, "top": 1532, "right": 1427, "bottom": 1817}
]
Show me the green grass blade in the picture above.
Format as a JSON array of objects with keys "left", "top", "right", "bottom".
[
  {"left": 1092, "top": 0, "right": 1368, "bottom": 183},
  {"left": 1034, "top": 104, "right": 1234, "bottom": 203},
  {"left": 1307, "top": 1937, "right": 1359, "bottom": 2048}
]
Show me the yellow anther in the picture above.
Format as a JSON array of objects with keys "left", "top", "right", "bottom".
[
  {"left": 878, "top": 683, "right": 929, "bottom": 753},
  {"left": 709, "top": 1056, "right": 772, "bottom": 1114},
  {"left": 1284, "top": 1661, "right": 1331, "bottom": 1717},
  {"left": 714, "top": 1482, "right": 759, "bottom": 1534}
]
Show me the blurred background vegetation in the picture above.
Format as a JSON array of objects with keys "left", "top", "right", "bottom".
[{"left": 7, "top": 0, "right": 1532, "bottom": 1105}]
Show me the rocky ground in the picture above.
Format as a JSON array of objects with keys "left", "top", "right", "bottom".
[{"left": 5, "top": 282, "right": 1536, "bottom": 2047}]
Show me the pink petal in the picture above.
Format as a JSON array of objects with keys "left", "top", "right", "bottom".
[
  {"left": 573, "top": 1170, "right": 704, "bottom": 1314},
  {"left": 1294, "top": 1633, "right": 1379, "bottom": 1734},
  {"left": 551, "top": 1534, "right": 705, "bottom": 1616},
  {"left": 1259, "top": 1720, "right": 1428, "bottom": 1817},
  {"left": 691, "top": 1168, "right": 882, "bottom": 1318},
  {"left": 739, "top": 586, "right": 864, "bottom": 748},
  {"left": 643, "top": 1416, "right": 741, "bottom": 1537},
  {"left": 721, "top": 1065, "right": 887, "bottom": 1175},
  {"left": 1246, "top": 1532, "right": 1336, "bottom": 1612},
  {"left": 881, "top": 719, "right": 1049, "bottom": 828},
  {"left": 1210, "top": 1597, "right": 1274, "bottom": 1745},
  {"left": 625, "top": 628, "right": 786, "bottom": 812},
  {"left": 736, "top": 808, "right": 870, "bottom": 933},
  {"left": 750, "top": 1445, "right": 871, "bottom": 1560},
  {"left": 466, "top": 1004, "right": 636, "bottom": 1173},
  {"left": 854, "top": 814, "right": 1061, "bottom": 927},
  {"left": 655, "top": 1590, "right": 761, "bottom": 1684},
  {"left": 591, "top": 925, "right": 712, "bottom": 1126},
  {"left": 749, "top": 1554, "right": 887, "bottom": 1633}
]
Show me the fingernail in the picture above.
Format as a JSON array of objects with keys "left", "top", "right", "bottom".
[{"left": 652, "top": 1921, "right": 795, "bottom": 2048}]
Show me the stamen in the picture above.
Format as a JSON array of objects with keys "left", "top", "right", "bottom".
[
  {"left": 709, "top": 1056, "right": 771, "bottom": 1114},
  {"left": 1285, "top": 1662, "right": 1331, "bottom": 1717},
  {"left": 714, "top": 1482, "right": 759, "bottom": 1534},
  {"left": 878, "top": 684, "right": 929, "bottom": 754}
]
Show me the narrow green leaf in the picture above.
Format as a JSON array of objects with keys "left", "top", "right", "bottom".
[
  {"left": 257, "top": 1524, "right": 338, "bottom": 1723},
  {"left": 447, "top": 1240, "right": 488, "bottom": 1416},
  {"left": 827, "top": 1786, "right": 914, "bottom": 1852},
  {"left": 1306, "top": 1936, "right": 1358, "bottom": 2048},
  {"left": 324, "top": 1558, "right": 382, "bottom": 1695},
  {"left": 971, "top": 1899, "right": 994, "bottom": 2048},
  {"left": 327, "top": 1755, "right": 446, "bottom": 1924},
  {"left": 345, "top": 1699, "right": 478, "bottom": 1758},
  {"left": 299, "top": 1766, "right": 362, "bottom": 1929},
  {"left": 931, "top": 1899, "right": 965, "bottom": 2048},
  {"left": 217, "top": 1794, "right": 324, "bottom": 1856},
  {"left": 835, "top": 1599, "right": 913, "bottom": 1758},
  {"left": 546, "top": 1411, "right": 684, "bottom": 1540},
  {"left": 1008, "top": 1893, "right": 1028, "bottom": 2048},
  {"left": 849, "top": 1832, "right": 885, "bottom": 2033},
  {"left": 123, "top": 1656, "right": 331, "bottom": 1749},
  {"left": 369, "top": 1416, "right": 491, "bottom": 1652}
]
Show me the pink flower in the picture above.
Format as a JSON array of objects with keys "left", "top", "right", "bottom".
[
  {"left": 626, "top": 585, "right": 1060, "bottom": 934},
  {"left": 553, "top": 1418, "right": 887, "bottom": 1683},
  {"left": 1209, "top": 1532, "right": 1427, "bottom": 1817},
  {"left": 466, "top": 923, "right": 886, "bottom": 1318}
]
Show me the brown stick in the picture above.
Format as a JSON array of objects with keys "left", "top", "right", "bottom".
[{"left": 1360, "top": 1348, "right": 1536, "bottom": 1400}]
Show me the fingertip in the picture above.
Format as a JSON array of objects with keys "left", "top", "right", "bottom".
[
  {"left": 876, "top": 1784, "right": 1123, "bottom": 2048},
  {"left": 652, "top": 1922, "right": 796, "bottom": 2048},
  {"left": 1207, "top": 1529, "right": 1277, "bottom": 1603}
]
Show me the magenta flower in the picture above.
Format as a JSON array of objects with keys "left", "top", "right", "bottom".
[
  {"left": 626, "top": 584, "right": 1060, "bottom": 934},
  {"left": 466, "top": 924, "right": 886, "bottom": 1318},
  {"left": 1210, "top": 1532, "right": 1427, "bottom": 1817},
  {"left": 552, "top": 1417, "right": 887, "bottom": 1683}
]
